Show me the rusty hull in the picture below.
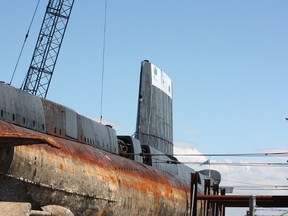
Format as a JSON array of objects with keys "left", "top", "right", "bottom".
[{"left": 0, "top": 120, "right": 191, "bottom": 215}]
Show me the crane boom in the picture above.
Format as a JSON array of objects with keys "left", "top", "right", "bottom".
[{"left": 22, "top": 0, "right": 74, "bottom": 98}]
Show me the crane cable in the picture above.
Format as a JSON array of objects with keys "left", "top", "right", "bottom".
[
  {"left": 100, "top": 0, "right": 108, "bottom": 124},
  {"left": 10, "top": 0, "right": 41, "bottom": 86}
]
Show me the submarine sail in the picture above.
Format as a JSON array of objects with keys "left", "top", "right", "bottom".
[{"left": 135, "top": 60, "right": 173, "bottom": 155}]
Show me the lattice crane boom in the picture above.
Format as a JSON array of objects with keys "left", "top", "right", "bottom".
[{"left": 22, "top": 0, "right": 74, "bottom": 98}]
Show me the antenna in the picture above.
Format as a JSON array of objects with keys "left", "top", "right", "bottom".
[
  {"left": 10, "top": 0, "right": 41, "bottom": 86},
  {"left": 100, "top": 0, "right": 108, "bottom": 124}
]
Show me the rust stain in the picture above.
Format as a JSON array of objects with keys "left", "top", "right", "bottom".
[
  {"left": 0, "top": 131, "right": 60, "bottom": 149},
  {"left": 0, "top": 120, "right": 190, "bottom": 215}
]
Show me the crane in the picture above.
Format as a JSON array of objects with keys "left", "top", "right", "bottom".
[{"left": 22, "top": 0, "right": 75, "bottom": 98}]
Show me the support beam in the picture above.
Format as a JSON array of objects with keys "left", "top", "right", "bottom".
[
  {"left": 249, "top": 195, "right": 256, "bottom": 216},
  {"left": 204, "top": 179, "right": 210, "bottom": 216},
  {"left": 190, "top": 172, "right": 198, "bottom": 216}
]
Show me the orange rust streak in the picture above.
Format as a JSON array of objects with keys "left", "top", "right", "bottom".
[
  {"left": 0, "top": 120, "right": 187, "bottom": 195},
  {"left": 29, "top": 134, "right": 188, "bottom": 206},
  {"left": 0, "top": 120, "right": 189, "bottom": 214}
]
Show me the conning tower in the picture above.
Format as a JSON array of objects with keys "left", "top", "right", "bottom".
[{"left": 135, "top": 60, "right": 173, "bottom": 155}]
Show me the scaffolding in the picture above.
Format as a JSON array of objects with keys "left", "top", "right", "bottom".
[{"left": 190, "top": 172, "right": 288, "bottom": 216}]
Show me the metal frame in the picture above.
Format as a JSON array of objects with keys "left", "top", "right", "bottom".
[
  {"left": 22, "top": 0, "right": 74, "bottom": 98},
  {"left": 190, "top": 172, "right": 288, "bottom": 216}
]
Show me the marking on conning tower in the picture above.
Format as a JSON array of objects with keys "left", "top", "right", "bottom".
[{"left": 151, "top": 64, "right": 172, "bottom": 99}]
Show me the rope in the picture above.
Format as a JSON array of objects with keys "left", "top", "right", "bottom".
[
  {"left": 100, "top": 0, "right": 108, "bottom": 124},
  {"left": 10, "top": 0, "right": 41, "bottom": 86}
]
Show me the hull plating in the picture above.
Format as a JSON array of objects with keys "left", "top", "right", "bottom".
[{"left": 0, "top": 120, "right": 190, "bottom": 215}]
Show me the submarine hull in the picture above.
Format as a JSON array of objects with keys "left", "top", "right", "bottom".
[{"left": 0, "top": 120, "right": 191, "bottom": 215}]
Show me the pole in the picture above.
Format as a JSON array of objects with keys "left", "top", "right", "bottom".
[
  {"left": 190, "top": 182, "right": 195, "bottom": 216},
  {"left": 190, "top": 173, "right": 198, "bottom": 216},
  {"left": 204, "top": 179, "right": 210, "bottom": 216},
  {"left": 249, "top": 195, "right": 256, "bottom": 216}
]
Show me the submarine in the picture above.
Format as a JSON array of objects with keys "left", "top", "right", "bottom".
[{"left": 0, "top": 60, "right": 220, "bottom": 215}]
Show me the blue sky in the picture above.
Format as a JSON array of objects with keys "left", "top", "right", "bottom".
[{"left": 1, "top": 1, "right": 288, "bottom": 215}]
